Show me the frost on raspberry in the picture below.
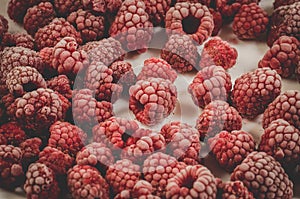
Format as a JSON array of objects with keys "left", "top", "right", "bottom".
[
  {"left": 109, "top": 0, "right": 154, "bottom": 53},
  {"left": 231, "top": 67, "right": 282, "bottom": 119},
  {"left": 188, "top": 65, "right": 232, "bottom": 108},
  {"left": 129, "top": 77, "right": 177, "bottom": 126},
  {"left": 0, "top": 122, "right": 26, "bottom": 146},
  {"left": 200, "top": 37, "right": 238, "bottom": 70},
  {"left": 165, "top": 2, "right": 214, "bottom": 45}
]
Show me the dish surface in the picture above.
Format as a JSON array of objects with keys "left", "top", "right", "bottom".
[{"left": 1, "top": 0, "right": 300, "bottom": 198}]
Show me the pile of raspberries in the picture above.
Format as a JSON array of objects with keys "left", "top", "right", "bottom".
[{"left": 0, "top": 0, "right": 299, "bottom": 198}]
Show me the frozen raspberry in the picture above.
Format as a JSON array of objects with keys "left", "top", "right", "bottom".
[
  {"left": 273, "top": 0, "right": 298, "bottom": 9},
  {"left": 82, "top": 0, "right": 122, "bottom": 18},
  {"left": 19, "top": 138, "right": 42, "bottom": 169},
  {"left": 92, "top": 117, "right": 139, "bottom": 149},
  {"left": 208, "top": 130, "right": 256, "bottom": 171},
  {"left": 0, "top": 122, "right": 26, "bottom": 146},
  {"left": 166, "top": 165, "right": 217, "bottom": 198},
  {"left": 38, "top": 47, "right": 58, "bottom": 79},
  {"left": 231, "top": 67, "right": 282, "bottom": 119},
  {"left": 67, "top": 9, "right": 105, "bottom": 43},
  {"left": 14, "top": 88, "right": 66, "bottom": 133},
  {"left": 188, "top": 65, "right": 232, "bottom": 108},
  {"left": 218, "top": 180, "right": 254, "bottom": 199},
  {"left": 1, "top": 93, "right": 17, "bottom": 120},
  {"left": 47, "top": 75, "right": 73, "bottom": 100},
  {"left": 109, "top": 0, "right": 154, "bottom": 53},
  {"left": 67, "top": 164, "right": 110, "bottom": 199},
  {"left": 129, "top": 77, "right": 177, "bottom": 126},
  {"left": 109, "top": 61, "right": 137, "bottom": 90},
  {"left": 161, "top": 34, "right": 199, "bottom": 73},
  {"left": 2, "top": 32, "right": 35, "bottom": 50},
  {"left": 259, "top": 36, "right": 300, "bottom": 78},
  {"left": 6, "top": 66, "right": 47, "bottom": 97},
  {"left": 24, "top": 163, "right": 60, "bottom": 199},
  {"left": 165, "top": 2, "right": 214, "bottom": 45},
  {"left": 48, "top": 121, "right": 87, "bottom": 157},
  {"left": 137, "top": 58, "right": 177, "bottom": 83},
  {"left": 0, "top": 145, "right": 24, "bottom": 189},
  {"left": 143, "top": 0, "right": 172, "bottom": 26},
  {"left": 259, "top": 119, "right": 300, "bottom": 169},
  {"left": 196, "top": 100, "right": 242, "bottom": 141},
  {"left": 209, "top": 8, "right": 223, "bottom": 36},
  {"left": 0, "top": 15, "right": 8, "bottom": 41},
  {"left": 232, "top": 3, "right": 269, "bottom": 40},
  {"left": 53, "top": 0, "right": 83, "bottom": 17},
  {"left": 200, "top": 37, "right": 238, "bottom": 70},
  {"left": 106, "top": 159, "right": 141, "bottom": 194},
  {"left": 231, "top": 151, "right": 294, "bottom": 199},
  {"left": 160, "top": 122, "right": 201, "bottom": 165},
  {"left": 72, "top": 89, "right": 114, "bottom": 131},
  {"left": 23, "top": 2, "right": 56, "bottom": 36},
  {"left": 34, "top": 18, "right": 82, "bottom": 50}
]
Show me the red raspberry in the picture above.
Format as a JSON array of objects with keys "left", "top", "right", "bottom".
[
  {"left": 217, "top": 180, "right": 254, "bottom": 199},
  {"left": 160, "top": 122, "right": 201, "bottom": 165},
  {"left": 48, "top": 121, "right": 87, "bottom": 157},
  {"left": 106, "top": 159, "right": 141, "bottom": 194},
  {"left": 188, "top": 65, "right": 232, "bottom": 108},
  {"left": 53, "top": 0, "right": 83, "bottom": 17},
  {"left": 38, "top": 146, "right": 73, "bottom": 175},
  {"left": 23, "top": 2, "right": 56, "bottom": 36},
  {"left": 6, "top": 66, "right": 47, "bottom": 97},
  {"left": 82, "top": 0, "right": 122, "bottom": 17},
  {"left": 259, "top": 119, "right": 300, "bottom": 169},
  {"left": 34, "top": 18, "right": 82, "bottom": 50},
  {"left": 209, "top": 8, "right": 223, "bottom": 36},
  {"left": 129, "top": 77, "right": 177, "bottom": 126},
  {"left": 208, "top": 130, "right": 256, "bottom": 171},
  {"left": 67, "top": 9, "right": 105, "bottom": 43},
  {"left": 0, "top": 145, "right": 24, "bottom": 189},
  {"left": 0, "top": 122, "right": 26, "bottom": 146},
  {"left": 231, "top": 151, "right": 294, "bottom": 199},
  {"left": 166, "top": 165, "right": 217, "bottom": 198},
  {"left": 109, "top": 0, "right": 154, "bottom": 53},
  {"left": 259, "top": 36, "right": 300, "bottom": 78},
  {"left": 142, "top": 152, "right": 187, "bottom": 197},
  {"left": 38, "top": 47, "right": 58, "bottom": 78},
  {"left": 200, "top": 37, "right": 238, "bottom": 70},
  {"left": 2, "top": 32, "right": 35, "bottom": 50},
  {"left": 143, "top": 0, "right": 172, "bottom": 26},
  {"left": 273, "top": 0, "right": 298, "bottom": 9},
  {"left": 24, "top": 163, "right": 60, "bottom": 199},
  {"left": 232, "top": 3, "right": 269, "bottom": 40},
  {"left": 67, "top": 164, "right": 110, "bottom": 199},
  {"left": 47, "top": 75, "right": 73, "bottom": 100},
  {"left": 231, "top": 67, "right": 282, "bottom": 119},
  {"left": 161, "top": 34, "right": 199, "bottom": 73},
  {"left": 137, "top": 58, "right": 177, "bottom": 83},
  {"left": 0, "top": 15, "right": 8, "bottom": 41},
  {"left": 196, "top": 100, "right": 242, "bottom": 141},
  {"left": 109, "top": 61, "right": 137, "bottom": 90},
  {"left": 19, "top": 138, "right": 42, "bottom": 169},
  {"left": 165, "top": 2, "right": 214, "bottom": 45},
  {"left": 1, "top": 93, "right": 17, "bottom": 120}
]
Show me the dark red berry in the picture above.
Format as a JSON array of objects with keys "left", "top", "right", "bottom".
[{"left": 0, "top": 122, "right": 26, "bottom": 146}]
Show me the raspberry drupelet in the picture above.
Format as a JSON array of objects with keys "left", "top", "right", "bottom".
[
  {"left": 0, "top": 122, "right": 26, "bottom": 146},
  {"left": 1, "top": 32, "right": 35, "bottom": 50}
]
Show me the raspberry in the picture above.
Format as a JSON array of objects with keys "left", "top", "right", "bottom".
[
  {"left": 142, "top": 152, "right": 187, "bottom": 197},
  {"left": 47, "top": 75, "right": 73, "bottom": 100},
  {"left": 273, "top": 0, "right": 298, "bottom": 9},
  {"left": 19, "top": 138, "right": 42, "bottom": 169},
  {"left": 199, "top": 37, "right": 238, "bottom": 70},
  {"left": 109, "top": 61, "right": 137, "bottom": 90},
  {"left": 160, "top": 122, "right": 201, "bottom": 165},
  {"left": 53, "top": 0, "right": 83, "bottom": 17},
  {"left": 1, "top": 93, "right": 17, "bottom": 120},
  {"left": 161, "top": 34, "right": 199, "bottom": 73},
  {"left": 48, "top": 121, "right": 87, "bottom": 157},
  {"left": 166, "top": 165, "right": 217, "bottom": 198},
  {"left": 259, "top": 119, "right": 300, "bottom": 169},
  {"left": 14, "top": 88, "right": 66, "bottom": 133},
  {"left": 0, "top": 122, "right": 26, "bottom": 146},
  {"left": 0, "top": 15, "right": 8, "bottom": 41},
  {"left": 259, "top": 36, "right": 300, "bottom": 78},
  {"left": 67, "top": 9, "right": 105, "bottom": 43},
  {"left": 38, "top": 47, "right": 58, "bottom": 79},
  {"left": 109, "top": 0, "right": 154, "bottom": 53},
  {"left": 143, "top": 0, "right": 172, "bottom": 26},
  {"left": 217, "top": 180, "right": 254, "bottom": 199},
  {"left": 231, "top": 67, "right": 282, "bottom": 119},
  {"left": 0, "top": 145, "right": 24, "bottom": 189},
  {"left": 79, "top": 37, "right": 125, "bottom": 66},
  {"left": 2, "top": 32, "right": 35, "bottom": 50},
  {"left": 82, "top": 0, "right": 122, "bottom": 17},
  {"left": 67, "top": 164, "right": 110, "bottom": 199},
  {"left": 232, "top": 3, "right": 269, "bottom": 40},
  {"left": 34, "top": 18, "right": 82, "bottom": 50},
  {"left": 231, "top": 151, "right": 294, "bottom": 199},
  {"left": 165, "top": 2, "right": 214, "bottom": 45},
  {"left": 209, "top": 8, "right": 223, "bottom": 36},
  {"left": 208, "top": 130, "right": 256, "bottom": 171},
  {"left": 6, "top": 66, "right": 47, "bottom": 97},
  {"left": 23, "top": 2, "right": 56, "bottom": 36},
  {"left": 196, "top": 100, "right": 242, "bottom": 141},
  {"left": 137, "top": 58, "right": 177, "bottom": 83},
  {"left": 188, "top": 65, "right": 232, "bottom": 108},
  {"left": 129, "top": 78, "right": 177, "bottom": 126},
  {"left": 38, "top": 146, "right": 73, "bottom": 176},
  {"left": 24, "top": 163, "right": 60, "bottom": 199},
  {"left": 106, "top": 159, "right": 141, "bottom": 194},
  {"left": 72, "top": 89, "right": 114, "bottom": 131}
]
